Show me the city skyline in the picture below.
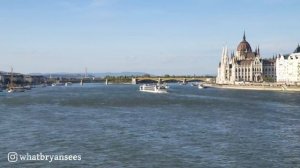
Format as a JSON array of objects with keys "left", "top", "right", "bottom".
[{"left": 0, "top": 0, "right": 299, "bottom": 75}]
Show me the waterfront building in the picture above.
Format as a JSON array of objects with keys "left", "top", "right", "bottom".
[
  {"left": 262, "top": 58, "right": 276, "bottom": 82},
  {"left": 217, "top": 32, "right": 276, "bottom": 84},
  {"left": 0, "top": 72, "right": 24, "bottom": 86},
  {"left": 217, "top": 32, "right": 262, "bottom": 84},
  {"left": 276, "top": 44, "right": 300, "bottom": 84},
  {"left": 24, "top": 75, "right": 47, "bottom": 85},
  {"left": 0, "top": 72, "right": 47, "bottom": 86}
]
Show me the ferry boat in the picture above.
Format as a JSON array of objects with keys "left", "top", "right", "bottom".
[
  {"left": 139, "top": 84, "right": 168, "bottom": 93},
  {"left": 7, "top": 87, "right": 26, "bottom": 93}
]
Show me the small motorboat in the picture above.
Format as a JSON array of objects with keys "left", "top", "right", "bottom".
[
  {"left": 198, "top": 84, "right": 208, "bottom": 89},
  {"left": 65, "top": 82, "right": 72, "bottom": 86}
]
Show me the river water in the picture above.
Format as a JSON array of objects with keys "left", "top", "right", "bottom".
[{"left": 0, "top": 84, "right": 299, "bottom": 167}]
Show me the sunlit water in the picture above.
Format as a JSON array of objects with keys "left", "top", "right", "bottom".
[{"left": 0, "top": 84, "right": 299, "bottom": 167}]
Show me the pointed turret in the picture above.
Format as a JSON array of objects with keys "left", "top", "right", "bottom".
[
  {"left": 221, "top": 47, "right": 225, "bottom": 63},
  {"left": 294, "top": 43, "right": 300, "bottom": 53},
  {"left": 224, "top": 46, "right": 228, "bottom": 57},
  {"left": 224, "top": 46, "right": 229, "bottom": 64}
]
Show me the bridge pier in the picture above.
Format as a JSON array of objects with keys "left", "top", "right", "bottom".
[{"left": 158, "top": 78, "right": 162, "bottom": 84}]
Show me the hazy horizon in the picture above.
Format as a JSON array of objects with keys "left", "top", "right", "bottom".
[{"left": 0, "top": 0, "right": 299, "bottom": 75}]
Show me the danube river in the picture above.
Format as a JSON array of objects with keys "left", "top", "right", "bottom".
[{"left": 0, "top": 84, "right": 299, "bottom": 167}]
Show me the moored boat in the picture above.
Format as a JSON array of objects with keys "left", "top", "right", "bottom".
[
  {"left": 23, "top": 85, "right": 32, "bottom": 90},
  {"left": 191, "top": 83, "right": 198, "bottom": 87},
  {"left": 7, "top": 67, "right": 26, "bottom": 93},
  {"left": 52, "top": 82, "right": 64, "bottom": 87}
]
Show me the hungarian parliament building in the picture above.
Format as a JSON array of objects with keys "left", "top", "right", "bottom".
[{"left": 217, "top": 32, "right": 300, "bottom": 85}]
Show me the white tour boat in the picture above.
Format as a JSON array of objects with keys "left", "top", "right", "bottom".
[{"left": 139, "top": 84, "right": 168, "bottom": 93}]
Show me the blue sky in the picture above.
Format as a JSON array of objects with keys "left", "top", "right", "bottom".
[{"left": 0, "top": 0, "right": 299, "bottom": 75}]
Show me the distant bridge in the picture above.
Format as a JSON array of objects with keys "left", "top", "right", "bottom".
[{"left": 132, "top": 77, "right": 215, "bottom": 84}]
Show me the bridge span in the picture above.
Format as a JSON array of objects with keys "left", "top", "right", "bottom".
[{"left": 131, "top": 77, "right": 215, "bottom": 84}]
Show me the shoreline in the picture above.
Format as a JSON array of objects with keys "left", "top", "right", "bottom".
[{"left": 208, "top": 84, "right": 300, "bottom": 92}]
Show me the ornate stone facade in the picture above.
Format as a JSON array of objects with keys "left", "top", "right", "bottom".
[
  {"left": 217, "top": 33, "right": 276, "bottom": 84},
  {"left": 276, "top": 45, "right": 300, "bottom": 84}
]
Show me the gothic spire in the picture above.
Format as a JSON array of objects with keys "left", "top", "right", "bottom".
[
  {"left": 221, "top": 47, "right": 224, "bottom": 56},
  {"left": 221, "top": 47, "right": 225, "bottom": 63},
  {"left": 243, "top": 31, "right": 246, "bottom": 41},
  {"left": 225, "top": 46, "right": 228, "bottom": 57}
]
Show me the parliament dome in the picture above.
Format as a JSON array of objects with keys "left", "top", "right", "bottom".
[{"left": 237, "top": 32, "right": 252, "bottom": 52}]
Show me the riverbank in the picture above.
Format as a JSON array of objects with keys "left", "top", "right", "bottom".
[{"left": 208, "top": 84, "right": 300, "bottom": 92}]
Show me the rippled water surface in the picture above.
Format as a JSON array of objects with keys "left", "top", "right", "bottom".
[{"left": 0, "top": 84, "right": 299, "bottom": 167}]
